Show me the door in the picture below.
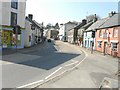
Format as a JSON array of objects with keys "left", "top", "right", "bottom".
[{"left": 104, "top": 42, "right": 107, "bottom": 55}]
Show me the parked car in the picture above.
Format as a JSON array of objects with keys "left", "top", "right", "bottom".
[{"left": 47, "top": 39, "right": 51, "bottom": 42}]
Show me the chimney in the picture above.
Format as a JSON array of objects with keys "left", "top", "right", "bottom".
[
  {"left": 28, "top": 14, "right": 33, "bottom": 20},
  {"left": 82, "top": 19, "right": 87, "bottom": 25},
  {"left": 93, "top": 14, "right": 97, "bottom": 22},
  {"left": 109, "top": 11, "right": 116, "bottom": 17}
]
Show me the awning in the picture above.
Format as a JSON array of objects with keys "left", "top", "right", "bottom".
[
  {"left": 0, "top": 25, "right": 13, "bottom": 31},
  {"left": 0, "top": 25, "right": 25, "bottom": 31}
]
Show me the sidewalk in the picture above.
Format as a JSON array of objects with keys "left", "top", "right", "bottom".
[{"left": 37, "top": 42, "right": 118, "bottom": 88}]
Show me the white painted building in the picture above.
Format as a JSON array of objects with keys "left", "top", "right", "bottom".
[
  {"left": 0, "top": 0, "right": 26, "bottom": 49},
  {"left": 24, "top": 14, "right": 43, "bottom": 47},
  {"left": 58, "top": 21, "right": 77, "bottom": 41}
]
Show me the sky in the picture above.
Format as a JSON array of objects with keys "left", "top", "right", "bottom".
[{"left": 26, "top": 0, "right": 119, "bottom": 26}]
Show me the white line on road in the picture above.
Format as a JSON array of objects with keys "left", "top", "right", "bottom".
[
  {"left": 45, "top": 67, "right": 62, "bottom": 80},
  {"left": 17, "top": 79, "right": 44, "bottom": 88},
  {"left": 65, "top": 61, "right": 78, "bottom": 67}
]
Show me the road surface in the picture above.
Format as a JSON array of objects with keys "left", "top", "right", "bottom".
[{"left": 1, "top": 40, "right": 85, "bottom": 88}]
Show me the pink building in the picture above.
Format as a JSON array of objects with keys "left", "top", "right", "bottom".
[{"left": 96, "top": 13, "right": 120, "bottom": 57}]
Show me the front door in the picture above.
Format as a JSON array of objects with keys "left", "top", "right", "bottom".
[{"left": 104, "top": 42, "right": 107, "bottom": 55}]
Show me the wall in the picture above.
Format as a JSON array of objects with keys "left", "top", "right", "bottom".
[
  {"left": 96, "top": 27, "right": 119, "bottom": 57},
  {"left": 118, "top": 27, "right": 120, "bottom": 57},
  {"left": 83, "top": 31, "right": 96, "bottom": 49},
  {"left": 65, "top": 23, "right": 77, "bottom": 41},
  {"left": 24, "top": 19, "right": 32, "bottom": 47},
  {"left": 58, "top": 25, "right": 65, "bottom": 40},
  {"left": 1, "top": 1, "right": 26, "bottom": 28},
  {"left": 68, "top": 28, "right": 74, "bottom": 43}
]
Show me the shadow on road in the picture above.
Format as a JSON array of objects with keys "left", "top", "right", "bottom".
[{"left": 2, "top": 41, "right": 80, "bottom": 70}]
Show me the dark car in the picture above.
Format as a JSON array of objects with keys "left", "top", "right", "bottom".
[{"left": 47, "top": 39, "right": 51, "bottom": 42}]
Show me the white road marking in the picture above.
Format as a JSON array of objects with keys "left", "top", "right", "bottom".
[
  {"left": 65, "top": 61, "right": 78, "bottom": 67},
  {"left": 69, "top": 56, "right": 87, "bottom": 71},
  {"left": 17, "top": 79, "right": 44, "bottom": 88},
  {"left": 45, "top": 67, "right": 62, "bottom": 80}
]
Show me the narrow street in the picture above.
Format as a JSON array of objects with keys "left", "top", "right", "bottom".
[
  {"left": 36, "top": 42, "right": 118, "bottom": 88},
  {"left": 2, "top": 40, "right": 85, "bottom": 88}
]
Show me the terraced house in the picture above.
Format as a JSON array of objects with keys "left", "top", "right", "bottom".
[
  {"left": 96, "top": 12, "right": 120, "bottom": 57},
  {"left": 0, "top": 0, "right": 26, "bottom": 49},
  {"left": 25, "top": 14, "right": 44, "bottom": 47}
]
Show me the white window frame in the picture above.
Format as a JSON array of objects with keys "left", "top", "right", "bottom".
[
  {"left": 112, "top": 43, "right": 118, "bottom": 51},
  {"left": 98, "top": 41, "right": 102, "bottom": 48}
]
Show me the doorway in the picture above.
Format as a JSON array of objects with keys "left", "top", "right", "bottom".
[{"left": 104, "top": 42, "right": 107, "bottom": 55}]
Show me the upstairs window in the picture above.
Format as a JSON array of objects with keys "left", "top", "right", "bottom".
[
  {"left": 99, "top": 30, "right": 102, "bottom": 38},
  {"left": 11, "top": 0, "right": 18, "bottom": 9},
  {"left": 113, "top": 27, "right": 118, "bottom": 37},
  {"left": 11, "top": 12, "right": 17, "bottom": 26}
]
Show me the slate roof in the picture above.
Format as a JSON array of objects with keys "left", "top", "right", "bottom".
[
  {"left": 68, "top": 22, "right": 85, "bottom": 31},
  {"left": 33, "top": 20, "right": 42, "bottom": 28},
  {"left": 86, "top": 17, "right": 109, "bottom": 31},
  {"left": 65, "top": 21, "right": 78, "bottom": 25},
  {"left": 99, "top": 13, "right": 120, "bottom": 29},
  {"left": 81, "top": 21, "right": 93, "bottom": 30},
  {"left": 26, "top": 16, "right": 42, "bottom": 29}
]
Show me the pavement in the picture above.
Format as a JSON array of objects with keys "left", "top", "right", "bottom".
[{"left": 36, "top": 41, "right": 118, "bottom": 88}]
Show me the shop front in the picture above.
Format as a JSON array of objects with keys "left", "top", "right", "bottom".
[
  {"left": 0, "top": 26, "right": 13, "bottom": 48},
  {"left": 0, "top": 25, "right": 25, "bottom": 49}
]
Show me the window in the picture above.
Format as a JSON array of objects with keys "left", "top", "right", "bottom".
[
  {"left": 112, "top": 43, "right": 118, "bottom": 51},
  {"left": 103, "top": 29, "right": 108, "bottom": 39},
  {"left": 11, "top": 0, "right": 18, "bottom": 9},
  {"left": 99, "top": 30, "right": 102, "bottom": 38},
  {"left": 31, "top": 24, "right": 35, "bottom": 30},
  {"left": 11, "top": 12, "right": 17, "bottom": 26},
  {"left": 98, "top": 41, "right": 102, "bottom": 48},
  {"left": 113, "top": 27, "right": 118, "bottom": 37}
]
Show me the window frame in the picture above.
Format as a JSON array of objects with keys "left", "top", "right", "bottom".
[
  {"left": 98, "top": 41, "right": 102, "bottom": 48},
  {"left": 113, "top": 27, "right": 118, "bottom": 38},
  {"left": 11, "top": 0, "right": 18, "bottom": 9},
  {"left": 11, "top": 12, "right": 17, "bottom": 26},
  {"left": 99, "top": 30, "right": 102, "bottom": 38},
  {"left": 112, "top": 43, "right": 118, "bottom": 51}
]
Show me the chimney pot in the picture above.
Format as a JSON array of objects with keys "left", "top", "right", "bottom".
[{"left": 28, "top": 14, "right": 33, "bottom": 20}]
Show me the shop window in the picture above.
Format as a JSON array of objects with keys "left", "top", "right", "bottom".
[
  {"left": 112, "top": 43, "right": 118, "bottom": 51},
  {"left": 98, "top": 41, "right": 102, "bottom": 48},
  {"left": 113, "top": 27, "right": 118, "bottom": 37},
  {"left": 11, "top": 0, "right": 18, "bottom": 9}
]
